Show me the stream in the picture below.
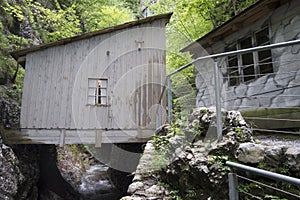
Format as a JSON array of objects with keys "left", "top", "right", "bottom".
[{"left": 79, "top": 164, "right": 124, "bottom": 200}]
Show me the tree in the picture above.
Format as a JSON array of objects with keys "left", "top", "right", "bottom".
[
  {"left": 0, "top": 0, "right": 137, "bottom": 91},
  {"left": 148, "top": 0, "right": 258, "bottom": 123},
  {"left": 82, "top": 5, "right": 134, "bottom": 32}
]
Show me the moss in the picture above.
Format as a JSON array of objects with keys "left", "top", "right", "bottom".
[{"left": 240, "top": 108, "right": 300, "bottom": 129}]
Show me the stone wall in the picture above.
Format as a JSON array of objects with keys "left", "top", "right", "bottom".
[{"left": 194, "top": 0, "right": 300, "bottom": 111}]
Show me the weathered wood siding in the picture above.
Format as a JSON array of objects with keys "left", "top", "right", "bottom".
[{"left": 21, "top": 19, "right": 167, "bottom": 131}]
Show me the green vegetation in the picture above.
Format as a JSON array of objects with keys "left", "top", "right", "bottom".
[
  {"left": 0, "top": 0, "right": 258, "bottom": 104},
  {"left": 148, "top": 0, "right": 258, "bottom": 124},
  {"left": 0, "top": 0, "right": 138, "bottom": 99}
]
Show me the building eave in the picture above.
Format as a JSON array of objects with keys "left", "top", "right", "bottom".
[
  {"left": 181, "top": 0, "right": 290, "bottom": 54},
  {"left": 11, "top": 12, "right": 173, "bottom": 67}
]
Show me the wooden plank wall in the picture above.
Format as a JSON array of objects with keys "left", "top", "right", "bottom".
[{"left": 21, "top": 19, "right": 167, "bottom": 131}]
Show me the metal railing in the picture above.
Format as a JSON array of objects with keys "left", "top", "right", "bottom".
[
  {"left": 161, "top": 39, "right": 300, "bottom": 140},
  {"left": 226, "top": 161, "right": 300, "bottom": 200}
]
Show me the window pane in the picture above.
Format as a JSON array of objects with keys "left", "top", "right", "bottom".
[
  {"left": 226, "top": 44, "right": 239, "bottom": 86},
  {"left": 258, "top": 50, "right": 271, "bottom": 61},
  {"left": 240, "top": 37, "right": 255, "bottom": 82},
  {"left": 100, "top": 89, "right": 107, "bottom": 96},
  {"left": 99, "top": 79, "right": 107, "bottom": 88},
  {"left": 258, "top": 50, "right": 273, "bottom": 76},
  {"left": 88, "top": 88, "right": 96, "bottom": 96},
  {"left": 256, "top": 27, "right": 273, "bottom": 76},
  {"left": 100, "top": 97, "right": 107, "bottom": 104},
  {"left": 243, "top": 66, "right": 255, "bottom": 82},
  {"left": 242, "top": 53, "right": 254, "bottom": 66},
  {"left": 240, "top": 37, "right": 252, "bottom": 49},
  {"left": 97, "top": 95, "right": 101, "bottom": 104},
  {"left": 240, "top": 37, "right": 253, "bottom": 65},
  {"left": 228, "top": 57, "right": 238, "bottom": 66},
  {"left": 256, "top": 28, "right": 269, "bottom": 46},
  {"left": 259, "top": 62, "right": 273, "bottom": 75},
  {"left": 228, "top": 56, "right": 239, "bottom": 86}
]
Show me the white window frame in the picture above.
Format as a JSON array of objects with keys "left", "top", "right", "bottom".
[
  {"left": 87, "top": 78, "right": 109, "bottom": 106},
  {"left": 226, "top": 26, "right": 273, "bottom": 87}
]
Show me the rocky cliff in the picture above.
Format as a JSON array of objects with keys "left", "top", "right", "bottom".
[
  {"left": 122, "top": 107, "right": 300, "bottom": 200},
  {"left": 0, "top": 141, "right": 39, "bottom": 200}
]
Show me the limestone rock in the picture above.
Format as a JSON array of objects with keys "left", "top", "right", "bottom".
[
  {"left": 123, "top": 107, "right": 300, "bottom": 200},
  {"left": 285, "top": 147, "right": 300, "bottom": 174},
  {"left": 120, "top": 197, "right": 143, "bottom": 200},
  {"left": 0, "top": 144, "right": 40, "bottom": 200},
  {"left": 0, "top": 144, "right": 21, "bottom": 200},
  {"left": 145, "top": 185, "right": 165, "bottom": 195},
  {"left": 128, "top": 181, "right": 144, "bottom": 194},
  {"left": 264, "top": 145, "right": 285, "bottom": 169},
  {"left": 236, "top": 142, "right": 265, "bottom": 164}
]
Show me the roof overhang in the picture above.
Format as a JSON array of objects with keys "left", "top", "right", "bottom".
[
  {"left": 181, "top": 0, "right": 291, "bottom": 55},
  {"left": 11, "top": 12, "right": 173, "bottom": 67}
]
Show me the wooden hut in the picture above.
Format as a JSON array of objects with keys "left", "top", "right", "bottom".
[{"left": 4, "top": 13, "right": 172, "bottom": 145}]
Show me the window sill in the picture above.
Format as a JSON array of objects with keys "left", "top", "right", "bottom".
[{"left": 86, "top": 104, "right": 111, "bottom": 107}]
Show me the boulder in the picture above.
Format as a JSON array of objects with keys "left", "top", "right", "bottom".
[
  {"left": 236, "top": 142, "right": 265, "bottom": 164},
  {"left": 285, "top": 147, "right": 300, "bottom": 175},
  {"left": 128, "top": 182, "right": 144, "bottom": 194}
]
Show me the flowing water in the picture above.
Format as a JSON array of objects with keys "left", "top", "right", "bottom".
[{"left": 79, "top": 164, "right": 123, "bottom": 200}]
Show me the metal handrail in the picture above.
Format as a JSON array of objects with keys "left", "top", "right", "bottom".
[
  {"left": 162, "top": 38, "right": 300, "bottom": 129},
  {"left": 226, "top": 161, "right": 300, "bottom": 187},
  {"left": 226, "top": 161, "right": 300, "bottom": 200},
  {"left": 167, "top": 39, "right": 300, "bottom": 77}
]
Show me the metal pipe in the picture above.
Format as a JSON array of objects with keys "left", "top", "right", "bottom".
[
  {"left": 226, "top": 161, "right": 300, "bottom": 187},
  {"left": 214, "top": 61, "right": 223, "bottom": 142},
  {"left": 167, "top": 77, "right": 172, "bottom": 124},
  {"left": 228, "top": 173, "right": 239, "bottom": 200},
  {"left": 168, "top": 39, "right": 300, "bottom": 77}
]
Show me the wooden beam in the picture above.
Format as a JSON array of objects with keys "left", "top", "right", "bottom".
[
  {"left": 2, "top": 129, "right": 155, "bottom": 144},
  {"left": 59, "top": 129, "right": 66, "bottom": 147},
  {"left": 17, "top": 56, "right": 26, "bottom": 63},
  {"left": 95, "top": 129, "right": 102, "bottom": 148}
]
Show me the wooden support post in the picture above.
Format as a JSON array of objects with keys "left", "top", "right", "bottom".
[
  {"left": 59, "top": 129, "right": 66, "bottom": 147},
  {"left": 95, "top": 129, "right": 102, "bottom": 148}
]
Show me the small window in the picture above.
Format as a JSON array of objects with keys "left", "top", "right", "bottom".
[
  {"left": 226, "top": 26, "right": 273, "bottom": 86},
  {"left": 88, "top": 78, "right": 108, "bottom": 105}
]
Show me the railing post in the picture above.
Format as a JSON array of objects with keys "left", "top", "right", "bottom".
[
  {"left": 213, "top": 60, "right": 223, "bottom": 142},
  {"left": 228, "top": 172, "right": 239, "bottom": 200},
  {"left": 167, "top": 76, "right": 172, "bottom": 124}
]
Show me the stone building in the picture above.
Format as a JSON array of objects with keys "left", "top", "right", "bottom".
[{"left": 182, "top": 0, "right": 300, "bottom": 129}]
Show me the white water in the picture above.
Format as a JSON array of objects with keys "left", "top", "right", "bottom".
[{"left": 79, "top": 164, "right": 123, "bottom": 200}]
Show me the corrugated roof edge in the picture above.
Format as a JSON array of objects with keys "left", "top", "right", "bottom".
[
  {"left": 11, "top": 12, "right": 173, "bottom": 61},
  {"left": 180, "top": 0, "right": 267, "bottom": 53}
]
